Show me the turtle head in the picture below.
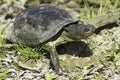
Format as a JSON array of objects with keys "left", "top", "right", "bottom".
[
  {"left": 77, "top": 24, "right": 95, "bottom": 37},
  {"left": 65, "top": 24, "right": 95, "bottom": 40}
]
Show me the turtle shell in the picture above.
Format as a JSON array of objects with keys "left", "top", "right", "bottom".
[{"left": 7, "top": 4, "right": 78, "bottom": 46}]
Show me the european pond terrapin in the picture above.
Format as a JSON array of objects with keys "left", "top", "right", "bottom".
[{"left": 6, "top": 4, "right": 95, "bottom": 73}]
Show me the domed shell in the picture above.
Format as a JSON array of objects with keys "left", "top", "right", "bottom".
[{"left": 7, "top": 4, "right": 78, "bottom": 46}]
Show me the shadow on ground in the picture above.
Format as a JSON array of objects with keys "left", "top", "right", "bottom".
[{"left": 56, "top": 41, "right": 93, "bottom": 57}]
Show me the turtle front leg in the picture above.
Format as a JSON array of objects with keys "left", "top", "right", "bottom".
[{"left": 47, "top": 42, "right": 60, "bottom": 73}]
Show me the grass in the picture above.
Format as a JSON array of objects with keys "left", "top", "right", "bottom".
[
  {"left": 13, "top": 43, "right": 46, "bottom": 59},
  {"left": 80, "top": 0, "right": 119, "bottom": 20},
  {"left": 0, "top": 70, "right": 8, "bottom": 80},
  {"left": 105, "top": 44, "right": 120, "bottom": 66}
]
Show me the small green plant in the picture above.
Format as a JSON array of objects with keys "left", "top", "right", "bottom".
[
  {"left": 0, "top": 70, "right": 8, "bottom": 80},
  {"left": 105, "top": 44, "right": 120, "bottom": 66},
  {"left": 45, "top": 72, "right": 54, "bottom": 80},
  {"left": 0, "top": 26, "right": 6, "bottom": 45}
]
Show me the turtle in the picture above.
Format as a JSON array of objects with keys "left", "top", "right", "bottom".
[{"left": 6, "top": 4, "right": 95, "bottom": 73}]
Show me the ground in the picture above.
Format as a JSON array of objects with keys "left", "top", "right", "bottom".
[{"left": 0, "top": 0, "right": 120, "bottom": 80}]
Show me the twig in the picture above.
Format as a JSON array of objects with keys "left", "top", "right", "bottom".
[
  {"left": 12, "top": 56, "right": 41, "bottom": 73},
  {"left": 99, "top": 60, "right": 114, "bottom": 76}
]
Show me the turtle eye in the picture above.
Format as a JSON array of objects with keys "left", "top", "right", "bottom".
[
  {"left": 83, "top": 24, "right": 95, "bottom": 34},
  {"left": 83, "top": 28, "right": 90, "bottom": 32}
]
